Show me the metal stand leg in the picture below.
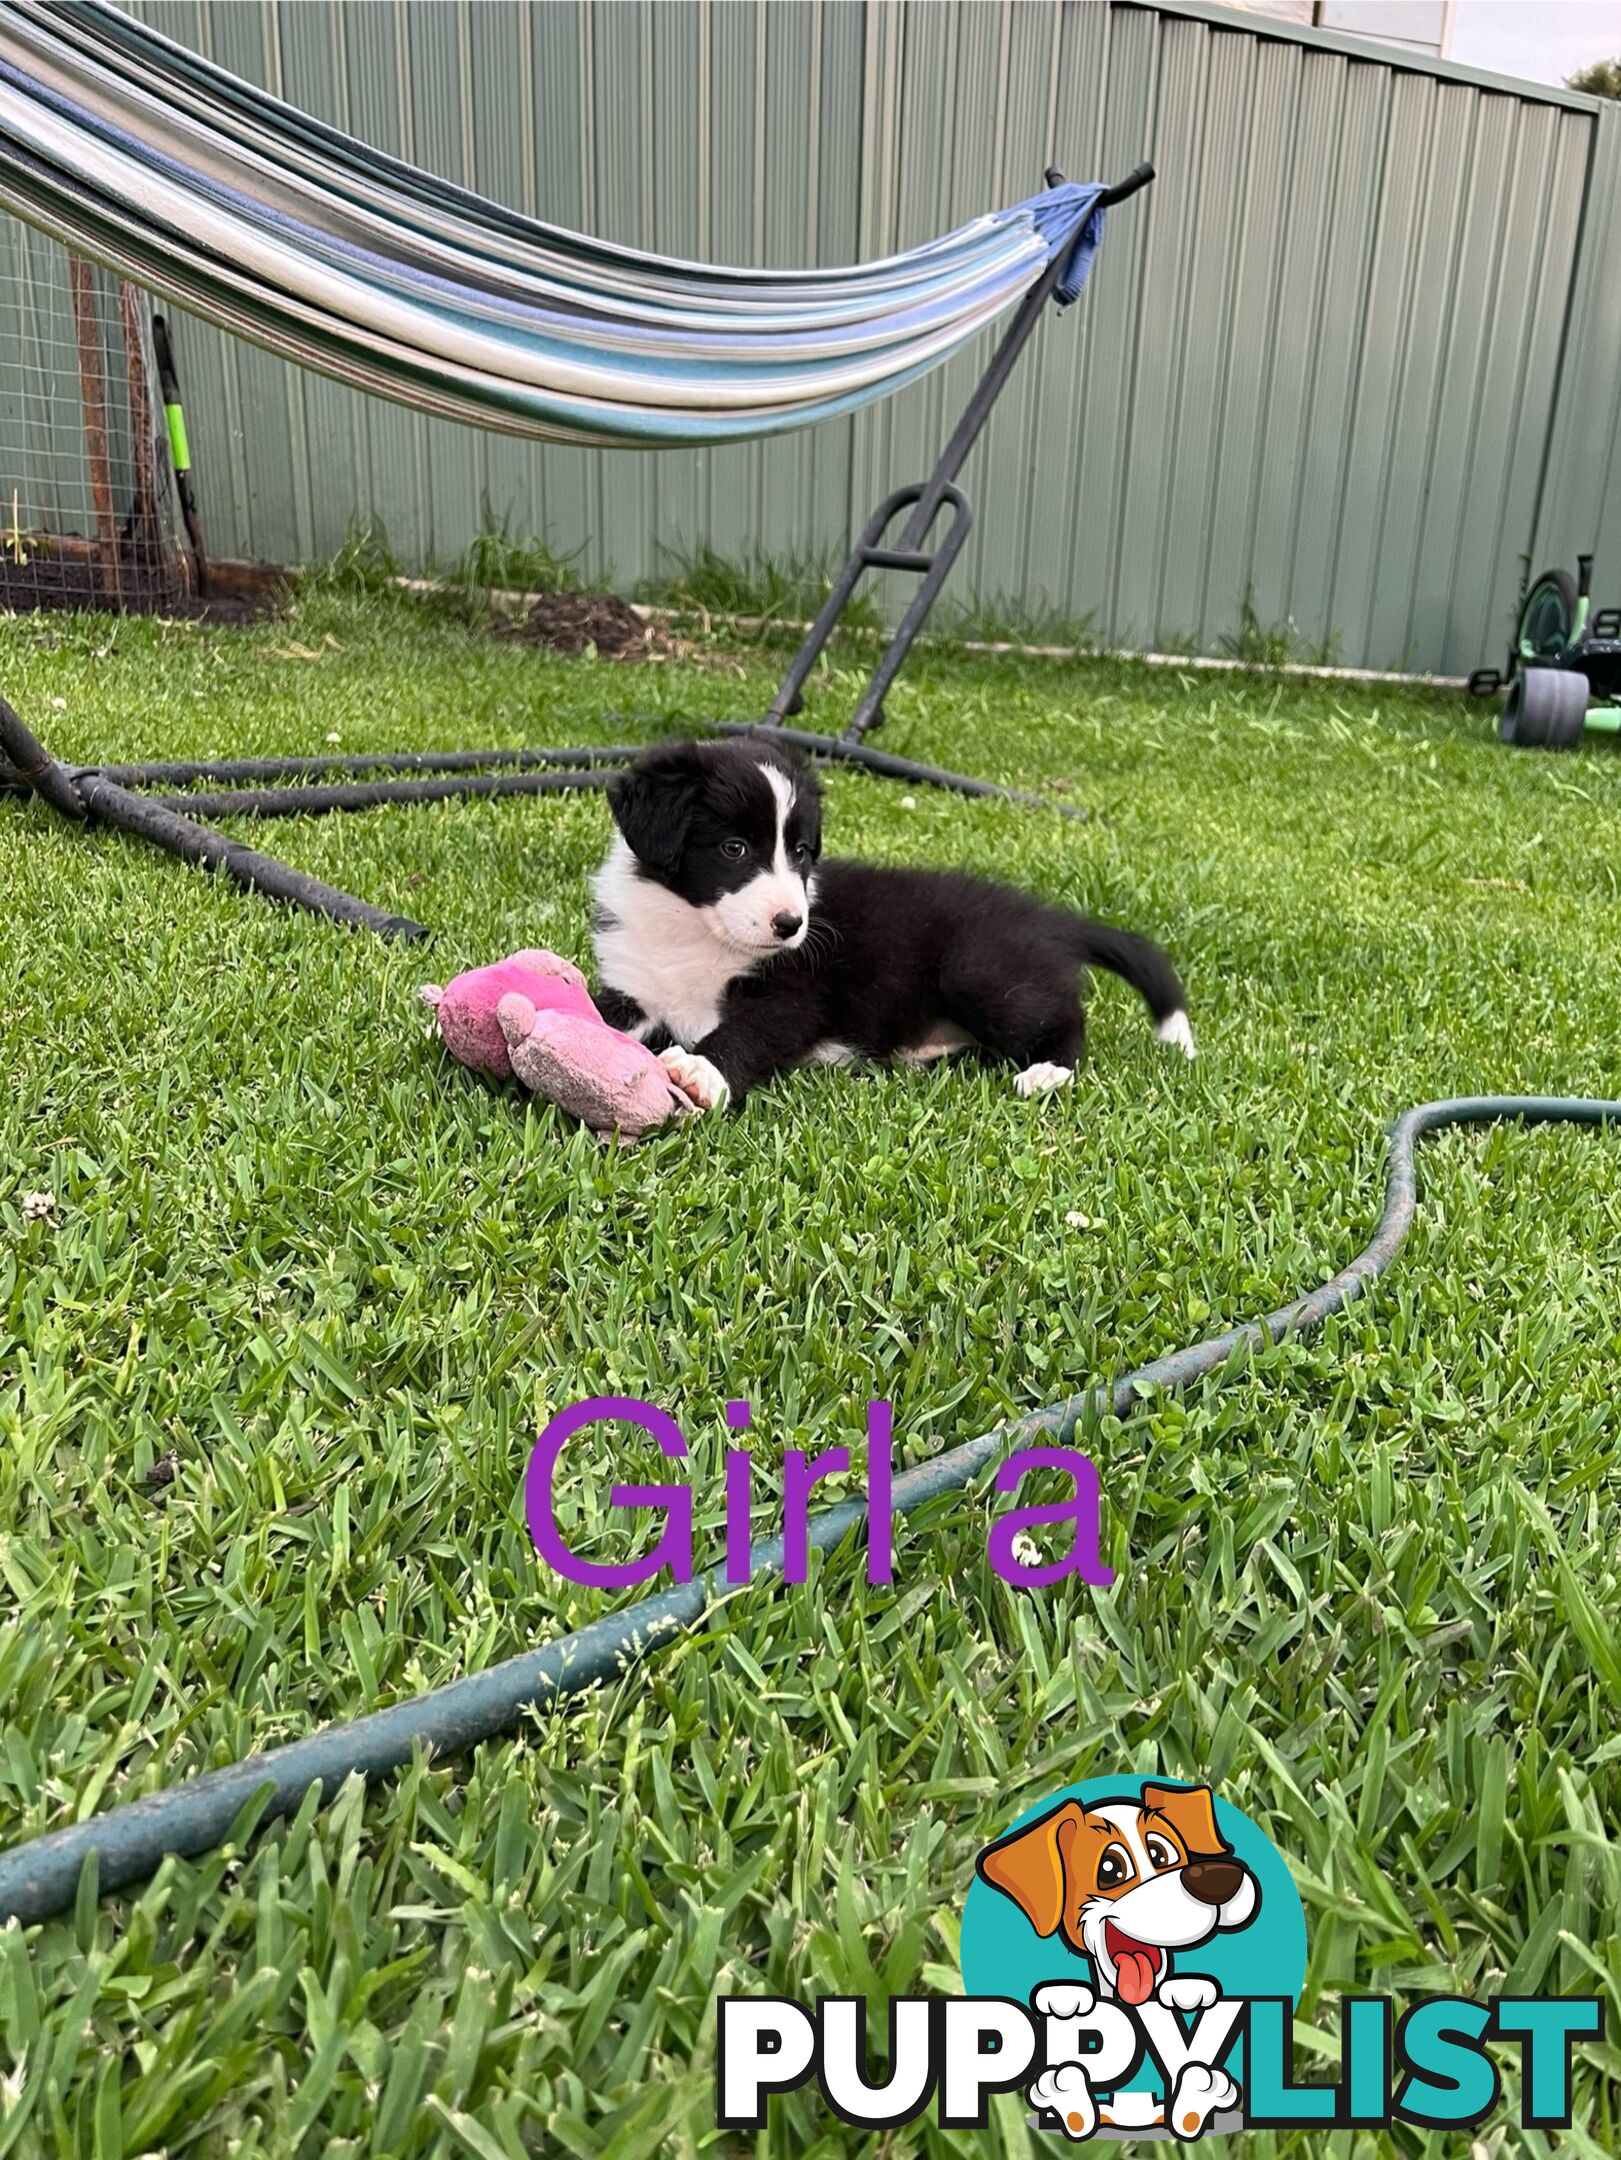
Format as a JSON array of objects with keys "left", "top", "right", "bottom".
[
  {"left": 765, "top": 483, "right": 973, "bottom": 740},
  {"left": 763, "top": 161, "right": 1153, "bottom": 753},
  {"left": 713, "top": 720, "right": 1087, "bottom": 817}
]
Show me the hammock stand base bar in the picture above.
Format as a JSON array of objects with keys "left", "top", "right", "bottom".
[
  {"left": 1, "top": 163, "right": 1151, "bottom": 933},
  {"left": 0, "top": 701, "right": 1092, "bottom": 939},
  {"left": 0, "top": 694, "right": 430, "bottom": 938}
]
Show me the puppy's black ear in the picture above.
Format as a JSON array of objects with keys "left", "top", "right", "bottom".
[{"left": 609, "top": 742, "right": 703, "bottom": 874}]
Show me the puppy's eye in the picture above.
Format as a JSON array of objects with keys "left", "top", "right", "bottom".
[
  {"left": 1144, "top": 1837, "right": 1178, "bottom": 1871},
  {"left": 720, "top": 839, "right": 748, "bottom": 861},
  {"left": 1097, "top": 1844, "right": 1134, "bottom": 1889}
]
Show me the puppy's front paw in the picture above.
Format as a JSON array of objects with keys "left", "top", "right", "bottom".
[
  {"left": 1031, "top": 1982, "right": 1095, "bottom": 2021},
  {"left": 1014, "top": 1061, "right": 1073, "bottom": 1099},
  {"left": 658, "top": 1047, "right": 731, "bottom": 1113},
  {"left": 1156, "top": 1974, "right": 1218, "bottom": 2013},
  {"left": 1169, "top": 2061, "right": 1239, "bottom": 2139},
  {"left": 1027, "top": 2064, "right": 1096, "bottom": 2141}
]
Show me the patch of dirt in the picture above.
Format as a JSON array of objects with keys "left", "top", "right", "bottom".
[
  {"left": 501, "top": 590, "right": 672, "bottom": 660},
  {"left": 0, "top": 549, "right": 277, "bottom": 624}
]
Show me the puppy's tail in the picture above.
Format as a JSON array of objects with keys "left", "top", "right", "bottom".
[{"left": 1064, "top": 918, "right": 1196, "bottom": 1059}]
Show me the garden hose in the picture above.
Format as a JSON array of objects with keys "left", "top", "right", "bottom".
[{"left": 1, "top": 1094, "right": 1616, "bottom": 1927}]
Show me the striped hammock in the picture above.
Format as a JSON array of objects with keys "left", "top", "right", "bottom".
[{"left": 0, "top": 0, "right": 1108, "bottom": 448}]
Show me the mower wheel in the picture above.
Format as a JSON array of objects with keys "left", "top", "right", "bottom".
[
  {"left": 1516, "top": 568, "right": 1577, "bottom": 667},
  {"left": 1500, "top": 666, "right": 1588, "bottom": 748}
]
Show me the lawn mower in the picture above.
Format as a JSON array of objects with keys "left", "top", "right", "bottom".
[{"left": 1470, "top": 553, "right": 1621, "bottom": 749}]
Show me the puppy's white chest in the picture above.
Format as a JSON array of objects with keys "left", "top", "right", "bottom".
[
  {"left": 593, "top": 841, "right": 743, "bottom": 1046},
  {"left": 600, "top": 931, "right": 733, "bottom": 1044}
]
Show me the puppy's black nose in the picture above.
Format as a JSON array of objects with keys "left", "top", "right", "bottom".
[
  {"left": 771, "top": 911, "right": 803, "bottom": 941},
  {"left": 1182, "top": 1859, "right": 1245, "bottom": 1907}
]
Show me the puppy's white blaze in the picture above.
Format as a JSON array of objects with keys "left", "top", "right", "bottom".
[
  {"left": 1092, "top": 1803, "right": 1154, "bottom": 1873},
  {"left": 1156, "top": 1009, "right": 1196, "bottom": 1058},
  {"left": 761, "top": 762, "right": 795, "bottom": 878},
  {"left": 762, "top": 762, "right": 810, "bottom": 949}
]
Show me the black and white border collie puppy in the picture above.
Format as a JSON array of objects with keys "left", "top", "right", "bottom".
[{"left": 592, "top": 738, "right": 1194, "bottom": 1112}]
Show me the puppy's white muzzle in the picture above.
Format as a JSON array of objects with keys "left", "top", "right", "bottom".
[{"left": 706, "top": 871, "right": 810, "bottom": 954}]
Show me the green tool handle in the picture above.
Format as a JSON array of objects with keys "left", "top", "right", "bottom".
[
  {"left": 152, "top": 312, "right": 207, "bottom": 591},
  {"left": 164, "top": 399, "right": 191, "bottom": 477}
]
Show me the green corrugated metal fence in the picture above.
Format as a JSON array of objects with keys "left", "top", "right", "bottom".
[
  {"left": 16, "top": 0, "right": 1621, "bottom": 674},
  {"left": 1533, "top": 102, "right": 1621, "bottom": 612}
]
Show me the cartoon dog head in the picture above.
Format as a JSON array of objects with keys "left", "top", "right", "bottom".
[{"left": 976, "top": 1783, "right": 1259, "bottom": 2006}]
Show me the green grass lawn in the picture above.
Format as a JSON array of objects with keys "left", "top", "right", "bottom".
[{"left": 2, "top": 589, "right": 1620, "bottom": 2157}]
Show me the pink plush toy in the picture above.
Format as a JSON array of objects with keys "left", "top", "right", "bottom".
[{"left": 421, "top": 949, "right": 694, "bottom": 1140}]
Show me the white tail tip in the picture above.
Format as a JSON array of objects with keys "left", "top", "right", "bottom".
[{"left": 1155, "top": 1010, "right": 1196, "bottom": 1059}]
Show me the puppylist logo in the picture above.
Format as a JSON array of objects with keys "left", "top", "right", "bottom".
[{"left": 718, "top": 1777, "right": 1603, "bottom": 2140}]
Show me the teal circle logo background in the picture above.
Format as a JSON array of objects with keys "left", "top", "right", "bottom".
[{"left": 960, "top": 1776, "right": 1308, "bottom": 2010}]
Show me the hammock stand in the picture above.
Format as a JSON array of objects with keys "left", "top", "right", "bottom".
[{"left": 1, "top": 163, "right": 1153, "bottom": 941}]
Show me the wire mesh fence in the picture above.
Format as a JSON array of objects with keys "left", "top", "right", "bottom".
[{"left": 0, "top": 222, "right": 194, "bottom": 615}]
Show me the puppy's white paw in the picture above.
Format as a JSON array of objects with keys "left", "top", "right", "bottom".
[
  {"left": 1027, "top": 2064, "right": 1096, "bottom": 2141},
  {"left": 1156, "top": 1010, "right": 1197, "bottom": 1059},
  {"left": 1157, "top": 1974, "right": 1219, "bottom": 2013},
  {"left": 658, "top": 1047, "right": 730, "bottom": 1112},
  {"left": 1169, "top": 2061, "right": 1239, "bottom": 2138},
  {"left": 1014, "top": 1061, "right": 1073, "bottom": 1099},
  {"left": 1032, "top": 1982, "right": 1095, "bottom": 2021}
]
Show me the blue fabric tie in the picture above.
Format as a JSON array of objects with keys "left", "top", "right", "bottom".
[{"left": 1013, "top": 182, "right": 1109, "bottom": 307}]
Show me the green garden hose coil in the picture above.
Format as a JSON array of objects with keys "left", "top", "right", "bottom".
[{"left": 0, "top": 1094, "right": 1615, "bottom": 1928}]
